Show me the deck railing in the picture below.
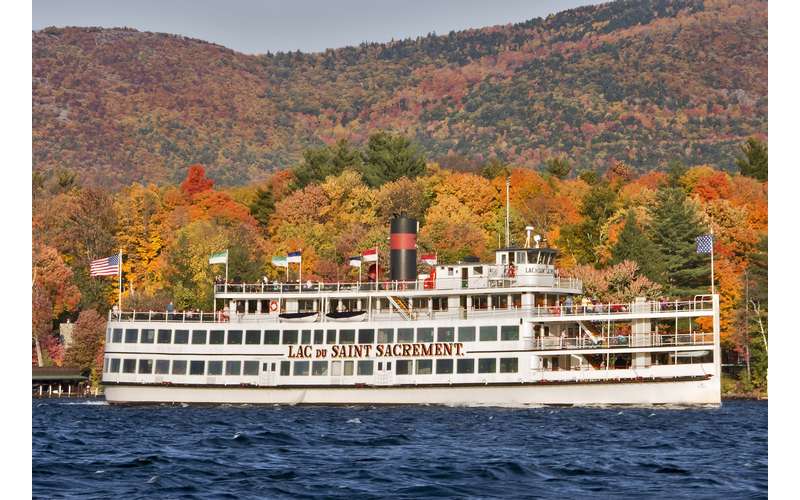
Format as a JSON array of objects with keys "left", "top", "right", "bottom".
[
  {"left": 531, "top": 331, "right": 714, "bottom": 351},
  {"left": 212, "top": 276, "right": 583, "bottom": 294},
  {"left": 108, "top": 299, "right": 713, "bottom": 324}
]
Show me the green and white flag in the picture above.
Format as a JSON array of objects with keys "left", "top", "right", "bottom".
[
  {"left": 271, "top": 256, "right": 288, "bottom": 268},
  {"left": 209, "top": 250, "right": 228, "bottom": 265}
]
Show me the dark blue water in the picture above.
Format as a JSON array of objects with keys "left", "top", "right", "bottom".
[{"left": 33, "top": 399, "right": 767, "bottom": 499}]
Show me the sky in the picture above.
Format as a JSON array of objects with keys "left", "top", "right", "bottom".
[{"left": 33, "top": 0, "right": 603, "bottom": 54}]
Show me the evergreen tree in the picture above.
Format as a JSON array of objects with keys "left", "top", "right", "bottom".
[
  {"left": 480, "top": 158, "right": 510, "bottom": 179},
  {"left": 249, "top": 187, "right": 275, "bottom": 228},
  {"left": 647, "top": 187, "right": 709, "bottom": 297},
  {"left": 736, "top": 137, "right": 768, "bottom": 181},
  {"left": 292, "top": 139, "right": 362, "bottom": 188},
  {"left": 611, "top": 210, "right": 662, "bottom": 281},
  {"left": 360, "top": 132, "right": 426, "bottom": 187},
  {"left": 544, "top": 157, "right": 571, "bottom": 179},
  {"left": 559, "top": 181, "right": 618, "bottom": 265},
  {"left": 666, "top": 160, "right": 688, "bottom": 189},
  {"left": 578, "top": 169, "right": 599, "bottom": 185}
]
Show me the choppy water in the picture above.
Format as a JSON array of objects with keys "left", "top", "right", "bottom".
[{"left": 32, "top": 399, "right": 767, "bottom": 499}]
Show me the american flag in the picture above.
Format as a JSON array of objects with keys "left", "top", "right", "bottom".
[
  {"left": 696, "top": 234, "right": 714, "bottom": 254},
  {"left": 90, "top": 254, "right": 120, "bottom": 276}
]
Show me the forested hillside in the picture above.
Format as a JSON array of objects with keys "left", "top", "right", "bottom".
[{"left": 33, "top": 0, "right": 767, "bottom": 188}]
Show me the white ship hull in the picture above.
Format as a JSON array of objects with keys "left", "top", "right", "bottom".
[{"left": 104, "top": 376, "right": 720, "bottom": 407}]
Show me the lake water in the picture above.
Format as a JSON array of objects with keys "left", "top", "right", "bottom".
[{"left": 32, "top": 399, "right": 767, "bottom": 498}]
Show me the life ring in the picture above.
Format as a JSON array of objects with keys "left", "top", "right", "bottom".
[
  {"left": 507, "top": 264, "right": 516, "bottom": 278},
  {"left": 269, "top": 300, "right": 279, "bottom": 312}
]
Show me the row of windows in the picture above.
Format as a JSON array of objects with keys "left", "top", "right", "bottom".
[
  {"left": 104, "top": 357, "right": 520, "bottom": 376},
  {"left": 107, "top": 325, "right": 521, "bottom": 345}
]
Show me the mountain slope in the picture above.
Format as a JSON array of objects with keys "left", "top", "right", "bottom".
[{"left": 32, "top": 0, "right": 767, "bottom": 188}]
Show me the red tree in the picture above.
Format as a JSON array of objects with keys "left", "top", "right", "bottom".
[{"left": 180, "top": 164, "right": 214, "bottom": 198}]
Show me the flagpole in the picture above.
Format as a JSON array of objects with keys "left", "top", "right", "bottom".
[
  {"left": 118, "top": 248, "right": 123, "bottom": 309},
  {"left": 710, "top": 228, "right": 715, "bottom": 295},
  {"left": 299, "top": 251, "right": 302, "bottom": 286},
  {"left": 375, "top": 245, "right": 379, "bottom": 290},
  {"left": 225, "top": 249, "right": 229, "bottom": 284}
]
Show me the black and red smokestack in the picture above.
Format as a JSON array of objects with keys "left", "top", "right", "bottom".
[{"left": 390, "top": 215, "right": 417, "bottom": 282}]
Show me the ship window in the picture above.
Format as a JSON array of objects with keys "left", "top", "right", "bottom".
[
  {"left": 479, "top": 326, "right": 498, "bottom": 341},
  {"left": 264, "top": 330, "right": 280, "bottom": 344},
  {"left": 493, "top": 295, "right": 508, "bottom": 309},
  {"left": 396, "top": 360, "right": 412, "bottom": 375},
  {"left": 478, "top": 358, "right": 497, "bottom": 373},
  {"left": 124, "top": 329, "right": 138, "bottom": 343},
  {"left": 225, "top": 361, "right": 241, "bottom": 376},
  {"left": 473, "top": 266, "right": 483, "bottom": 276},
  {"left": 280, "top": 361, "right": 290, "bottom": 376},
  {"left": 207, "top": 361, "right": 223, "bottom": 375},
  {"left": 501, "top": 325, "right": 519, "bottom": 341},
  {"left": 437, "top": 327, "right": 454, "bottom": 343},
  {"left": 189, "top": 360, "right": 205, "bottom": 375},
  {"left": 122, "top": 359, "right": 136, "bottom": 373},
  {"left": 432, "top": 297, "right": 448, "bottom": 311},
  {"left": 458, "top": 326, "right": 476, "bottom": 342},
  {"left": 282, "top": 330, "right": 298, "bottom": 344},
  {"left": 387, "top": 362, "right": 392, "bottom": 371},
  {"left": 246, "top": 330, "right": 261, "bottom": 345},
  {"left": 155, "top": 360, "right": 170, "bottom": 374},
  {"left": 512, "top": 294, "right": 522, "bottom": 308},
  {"left": 112, "top": 328, "right": 123, "bottom": 343},
  {"left": 110, "top": 358, "right": 121, "bottom": 373},
  {"left": 192, "top": 330, "right": 207, "bottom": 344},
  {"left": 301, "top": 330, "right": 312, "bottom": 344},
  {"left": 105, "top": 328, "right": 111, "bottom": 344},
  {"left": 516, "top": 251, "right": 526, "bottom": 264},
  {"left": 436, "top": 359, "right": 454, "bottom": 374},
  {"left": 415, "top": 359, "right": 433, "bottom": 375},
  {"left": 357, "top": 360, "right": 373, "bottom": 376},
  {"left": 293, "top": 361, "right": 310, "bottom": 376},
  {"left": 104, "top": 358, "right": 109, "bottom": 373},
  {"left": 326, "top": 330, "right": 337, "bottom": 344},
  {"left": 457, "top": 359, "right": 475, "bottom": 374},
  {"left": 314, "top": 330, "right": 324, "bottom": 344},
  {"left": 448, "top": 267, "right": 454, "bottom": 276},
  {"left": 141, "top": 329, "right": 155, "bottom": 344},
  {"left": 243, "top": 361, "right": 259, "bottom": 376},
  {"left": 312, "top": 361, "right": 328, "bottom": 376},
  {"left": 500, "top": 358, "right": 519, "bottom": 373},
  {"left": 139, "top": 359, "right": 153, "bottom": 374},
  {"left": 172, "top": 360, "right": 187, "bottom": 375},
  {"left": 377, "top": 328, "right": 394, "bottom": 343},
  {"left": 210, "top": 330, "right": 225, "bottom": 344},
  {"left": 501, "top": 253, "right": 507, "bottom": 265},
  {"left": 358, "top": 329, "right": 375, "bottom": 344},
  {"left": 227, "top": 330, "right": 243, "bottom": 344},
  {"left": 417, "top": 328, "right": 433, "bottom": 343},
  {"left": 397, "top": 328, "right": 414, "bottom": 343},
  {"left": 174, "top": 330, "right": 189, "bottom": 344},
  {"left": 157, "top": 329, "right": 171, "bottom": 344},
  {"left": 412, "top": 297, "right": 427, "bottom": 310},
  {"left": 339, "top": 329, "right": 355, "bottom": 344},
  {"left": 472, "top": 296, "right": 488, "bottom": 310},
  {"left": 343, "top": 360, "right": 354, "bottom": 376}
]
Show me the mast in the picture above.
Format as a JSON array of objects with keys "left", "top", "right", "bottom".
[{"left": 505, "top": 176, "right": 510, "bottom": 248}]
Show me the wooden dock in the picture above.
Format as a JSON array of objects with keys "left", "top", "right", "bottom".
[{"left": 32, "top": 367, "right": 99, "bottom": 398}]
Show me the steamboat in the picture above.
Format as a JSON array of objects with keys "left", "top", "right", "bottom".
[{"left": 102, "top": 215, "right": 721, "bottom": 406}]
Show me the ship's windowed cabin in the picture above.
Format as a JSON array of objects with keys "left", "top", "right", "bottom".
[
  {"left": 458, "top": 326, "right": 476, "bottom": 342},
  {"left": 210, "top": 330, "right": 225, "bottom": 344},
  {"left": 174, "top": 330, "right": 189, "bottom": 344},
  {"left": 398, "top": 328, "right": 414, "bottom": 342},
  {"left": 417, "top": 328, "right": 433, "bottom": 343},
  {"left": 124, "top": 329, "right": 138, "bottom": 343},
  {"left": 243, "top": 361, "right": 259, "bottom": 376},
  {"left": 377, "top": 328, "right": 393, "bottom": 343},
  {"left": 141, "top": 329, "right": 155, "bottom": 344},
  {"left": 264, "top": 330, "right": 279, "bottom": 344},
  {"left": 246, "top": 330, "right": 260, "bottom": 344},
  {"left": 157, "top": 329, "right": 171, "bottom": 344}
]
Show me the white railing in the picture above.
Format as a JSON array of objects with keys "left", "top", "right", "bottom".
[
  {"left": 531, "top": 331, "right": 714, "bottom": 351},
  {"left": 213, "top": 276, "right": 583, "bottom": 295},
  {"left": 107, "top": 299, "right": 714, "bottom": 325}
]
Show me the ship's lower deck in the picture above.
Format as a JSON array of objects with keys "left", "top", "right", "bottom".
[{"left": 104, "top": 374, "right": 720, "bottom": 406}]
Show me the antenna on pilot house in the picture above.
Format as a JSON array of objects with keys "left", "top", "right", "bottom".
[
  {"left": 525, "top": 226, "right": 534, "bottom": 248},
  {"left": 505, "top": 176, "right": 511, "bottom": 248},
  {"left": 534, "top": 234, "right": 542, "bottom": 249}
]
